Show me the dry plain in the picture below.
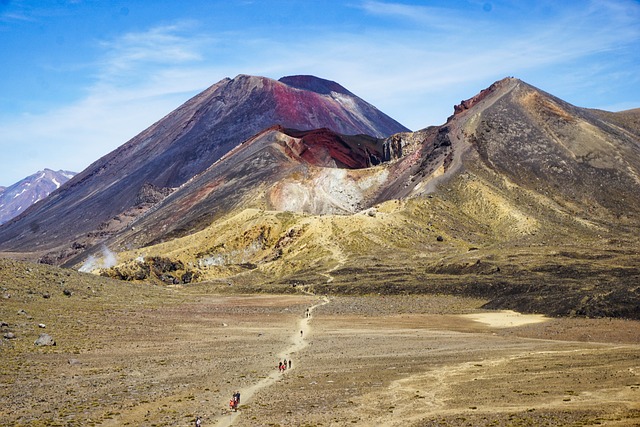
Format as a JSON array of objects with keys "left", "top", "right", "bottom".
[{"left": 1, "top": 259, "right": 639, "bottom": 427}]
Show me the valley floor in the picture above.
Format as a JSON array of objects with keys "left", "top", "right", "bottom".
[{"left": 1, "top": 286, "right": 639, "bottom": 427}]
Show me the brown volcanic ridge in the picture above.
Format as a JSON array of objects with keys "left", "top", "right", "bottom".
[{"left": 2, "top": 76, "right": 640, "bottom": 319}]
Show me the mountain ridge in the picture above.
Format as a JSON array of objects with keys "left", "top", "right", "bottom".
[
  {"left": 0, "top": 169, "right": 75, "bottom": 225},
  {"left": 91, "top": 76, "right": 640, "bottom": 319}
]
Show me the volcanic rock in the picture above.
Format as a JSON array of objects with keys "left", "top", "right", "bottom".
[
  {"left": 34, "top": 333, "right": 56, "bottom": 346},
  {"left": 90, "top": 77, "right": 640, "bottom": 318}
]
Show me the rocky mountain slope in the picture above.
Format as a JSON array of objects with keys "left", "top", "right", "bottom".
[
  {"left": 94, "top": 77, "right": 640, "bottom": 319},
  {"left": 0, "top": 169, "right": 75, "bottom": 225},
  {"left": 0, "top": 75, "right": 408, "bottom": 260},
  {"left": 1, "top": 76, "right": 639, "bottom": 318},
  {"left": 63, "top": 125, "right": 410, "bottom": 264}
]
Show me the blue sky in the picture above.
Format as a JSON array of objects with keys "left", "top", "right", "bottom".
[{"left": 1, "top": 0, "right": 639, "bottom": 186}]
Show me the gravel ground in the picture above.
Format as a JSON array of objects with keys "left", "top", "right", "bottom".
[{"left": 1, "top": 272, "right": 639, "bottom": 427}]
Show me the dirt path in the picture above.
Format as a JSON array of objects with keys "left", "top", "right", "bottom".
[
  {"left": 315, "top": 219, "right": 348, "bottom": 284},
  {"left": 214, "top": 296, "right": 330, "bottom": 427}
]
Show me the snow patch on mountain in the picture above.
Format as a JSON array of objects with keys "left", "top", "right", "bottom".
[{"left": 0, "top": 169, "right": 76, "bottom": 225}]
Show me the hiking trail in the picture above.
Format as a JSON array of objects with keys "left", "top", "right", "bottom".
[{"left": 214, "top": 295, "right": 330, "bottom": 427}]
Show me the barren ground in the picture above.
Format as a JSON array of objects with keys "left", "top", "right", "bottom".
[{"left": 1, "top": 263, "right": 639, "bottom": 427}]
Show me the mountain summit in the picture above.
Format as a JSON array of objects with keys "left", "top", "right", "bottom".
[
  {"left": 0, "top": 169, "right": 75, "bottom": 225},
  {"left": 0, "top": 74, "right": 408, "bottom": 259}
]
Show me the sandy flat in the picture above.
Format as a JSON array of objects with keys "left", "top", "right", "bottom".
[{"left": 461, "top": 309, "right": 549, "bottom": 328}]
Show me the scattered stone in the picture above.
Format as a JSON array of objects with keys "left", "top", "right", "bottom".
[
  {"left": 63, "top": 289, "right": 73, "bottom": 297},
  {"left": 38, "top": 323, "right": 46, "bottom": 329},
  {"left": 34, "top": 333, "right": 56, "bottom": 346},
  {"left": 436, "top": 235, "right": 444, "bottom": 242},
  {"left": 1, "top": 321, "right": 8, "bottom": 328},
  {"left": 68, "top": 358, "right": 82, "bottom": 366},
  {"left": 17, "top": 309, "right": 27, "bottom": 315},
  {"left": 42, "top": 292, "right": 51, "bottom": 299},
  {"left": 2, "top": 293, "right": 10, "bottom": 299},
  {"left": 4, "top": 332, "right": 16, "bottom": 339}
]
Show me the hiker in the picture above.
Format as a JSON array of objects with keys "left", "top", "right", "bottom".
[
  {"left": 278, "top": 361, "right": 283, "bottom": 371},
  {"left": 229, "top": 391, "right": 239, "bottom": 411},
  {"left": 195, "top": 416, "right": 202, "bottom": 426},
  {"left": 288, "top": 359, "right": 292, "bottom": 369},
  {"left": 300, "top": 330, "right": 303, "bottom": 337},
  {"left": 283, "top": 358, "right": 287, "bottom": 369}
]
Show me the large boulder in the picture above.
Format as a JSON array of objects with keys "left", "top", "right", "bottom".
[{"left": 34, "top": 333, "right": 56, "bottom": 346}]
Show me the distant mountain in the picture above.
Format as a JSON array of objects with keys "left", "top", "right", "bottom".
[
  {"left": 0, "top": 169, "right": 75, "bottom": 225},
  {"left": 0, "top": 74, "right": 409, "bottom": 260}
]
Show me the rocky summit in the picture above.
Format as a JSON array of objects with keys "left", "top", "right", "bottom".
[{"left": 1, "top": 75, "right": 639, "bottom": 319}]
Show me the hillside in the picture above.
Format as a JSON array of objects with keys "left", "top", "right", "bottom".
[
  {"left": 0, "top": 76, "right": 638, "bottom": 318},
  {"left": 0, "top": 74, "right": 408, "bottom": 261},
  {"left": 85, "top": 77, "right": 640, "bottom": 319}
]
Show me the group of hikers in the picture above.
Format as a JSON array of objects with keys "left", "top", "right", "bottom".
[
  {"left": 229, "top": 390, "right": 241, "bottom": 411},
  {"left": 195, "top": 390, "right": 241, "bottom": 425},
  {"left": 278, "top": 358, "right": 292, "bottom": 372},
  {"left": 194, "top": 306, "right": 313, "bottom": 424}
]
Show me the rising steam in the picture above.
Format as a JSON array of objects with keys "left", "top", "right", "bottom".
[{"left": 79, "top": 246, "right": 118, "bottom": 273}]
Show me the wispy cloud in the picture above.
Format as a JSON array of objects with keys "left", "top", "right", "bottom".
[
  {"left": 358, "top": 0, "right": 483, "bottom": 31},
  {"left": 318, "top": 0, "right": 640, "bottom": 124},
  {"left": 0, "top": 12, "right": 35, "bottom": 22},
  {"left": 0, "top": 23, "right": 224, "bottom": 183},
  {"left": 95, "top": 22, "right": 207, "bottom": 83},
  {"left": 0, "top": 0, "right": 36, "bottom": 25}
]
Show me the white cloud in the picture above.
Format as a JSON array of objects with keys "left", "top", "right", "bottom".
[
  {"left": 95, "top": 22, "right": 208, "bottom": 84},
  {"left": 359, "top": 0, "right": 481, "bottom": 30}
]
